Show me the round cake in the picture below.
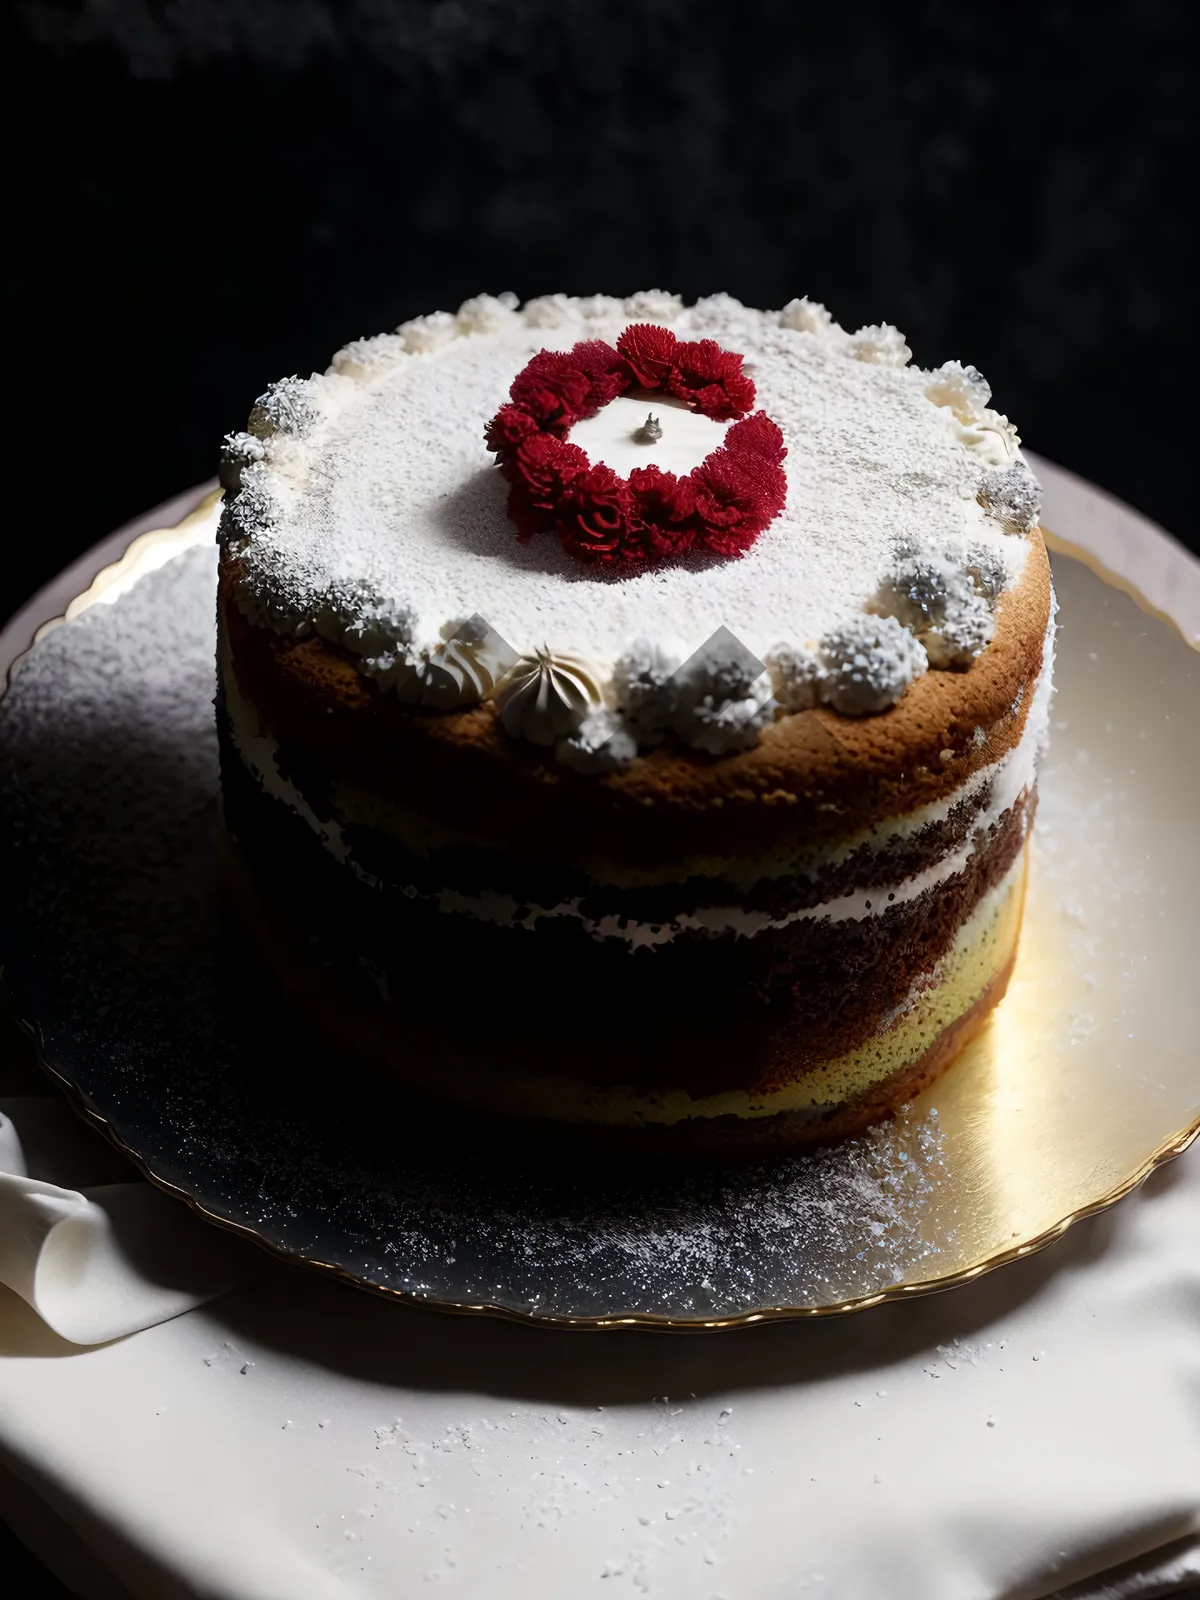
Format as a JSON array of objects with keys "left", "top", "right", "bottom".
[{"left": 216, "top": 290, "right": 1054, "bottom": 1155}]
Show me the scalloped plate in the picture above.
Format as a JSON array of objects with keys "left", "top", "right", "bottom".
[{"left": 0, "top": 487, "right": 1197, "bottom": 1328}]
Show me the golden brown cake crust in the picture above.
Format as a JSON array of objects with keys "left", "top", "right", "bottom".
[{"left": 218, "top": 530, "right": 1051, "bottom": 867}]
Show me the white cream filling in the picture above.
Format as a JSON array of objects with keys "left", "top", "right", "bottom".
[
  {"left": 404, "top": 721, "right": 1036, "bottom": 947},
  {"left": 222, "top": 616, "right": 1054, "bottom": 949}
]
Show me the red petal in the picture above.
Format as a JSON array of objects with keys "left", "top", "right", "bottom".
[
  {"left": 668, "top": 340, "right": 756, "bottom": 419},
  {"left": 629, "top": 464, "right": 697, "bottom": 554},
  {"left": 484, "top": 403, "right": 537, "bottom": 454},
  {"left": 691, "top": 446, "right": 787, "bottom": 554},
  {"left": 570, "top": 339, "right": 624, "bottom": 379},
  {"left": 725, "top": 412, "right": 786, "bottom": 463},
  {"left": 616, "top": 324, "right": 680, "bottom": 389},
  {"left": 510, "top": 354, "right": 592, "bottom": 427}
]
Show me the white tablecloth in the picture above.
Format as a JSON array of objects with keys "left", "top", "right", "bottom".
[
  {"left": 0, "top": 469, "right": 1197, "bottom": 1600},
  {"left": 1, "top": 1083, "right": 1197, "bottom": 1600}
]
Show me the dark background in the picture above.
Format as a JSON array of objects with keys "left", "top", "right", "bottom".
[
  {"left": 0, "top": 8, "right": 1197, "bottom": 1594},
  {"left": 3, "top": 1, "right": 1197, "bottom": 623}
]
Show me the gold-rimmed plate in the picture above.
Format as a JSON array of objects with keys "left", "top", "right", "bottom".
[{"left": 0, "top": 478, "right": 1197, "bottom": 1329}]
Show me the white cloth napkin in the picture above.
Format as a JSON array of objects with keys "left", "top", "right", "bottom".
[{"left": 0, "top": 1099, "right": 258, "bottom": 1345}]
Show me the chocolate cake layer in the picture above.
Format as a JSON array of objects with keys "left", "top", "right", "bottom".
[
  {"left": 222, "top": 823, "right": 1025, "bottom": 1153},
  {"left": 219, "top": 708, "right": 1032, "bottom": 1102}
]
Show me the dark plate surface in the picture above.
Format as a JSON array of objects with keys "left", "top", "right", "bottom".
[{"left": 0, "top": 523, "right": 1197, "bottom": 1328}]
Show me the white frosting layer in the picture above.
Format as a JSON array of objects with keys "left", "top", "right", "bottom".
[
  {"left": 220, "top": 293, "right": 1039, "bottom": 757},
  {"left": 568, "top": 394, "right": 730, "bottom": 478}
]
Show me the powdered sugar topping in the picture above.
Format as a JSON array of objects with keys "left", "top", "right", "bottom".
[{"left": 220, "top": 293, "right": 1037, "bottom": 760}]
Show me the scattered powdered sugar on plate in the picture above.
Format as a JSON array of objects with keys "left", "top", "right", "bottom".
[{"left": 0, "top": 546, "right": 952, "bottom": 1321}]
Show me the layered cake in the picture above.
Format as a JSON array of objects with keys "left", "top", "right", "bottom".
[{"left": 216, "top": 291, "right": 1053, "bottom": 1154}]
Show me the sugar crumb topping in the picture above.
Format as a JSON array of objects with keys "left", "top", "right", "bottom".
[{"left": 219, "top": 293, "right": 1039, "bottom": 764}]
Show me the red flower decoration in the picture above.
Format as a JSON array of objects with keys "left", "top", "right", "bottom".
[
  {"left": 484, "top": 403, "right": 538, "bottom": 454},
  {"left": 559, "top": 464, "right": 644, "bottom": 564},
  {"left": 486, "top": 326, "right": 787, "bottom": 565},
  {"left": 508, "top": 352, "right": 593, "bottom": 431},
  {"left": 692, "top": 448, "right": 788, "bottom": 557},
  {"left": 629, "top": 465, "right": 697, "bottom": 555},
  {"left": 500, "top": 434, "right": 589, "bottom": 539},
  {"left": 617, "top": 324, "right": 680, "bottom": 389},
  {"left": 724, "top": 412, "right": 787, "bottom": 464},
  {"left": 667, "top": 338, "right": 757, "bottom": 421},
  {"left": 570, "top": 339, "right": 629, "bottom": 403},
  {"left": 512, "top": 432, "right": 588, "bottom": 496}
]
